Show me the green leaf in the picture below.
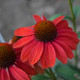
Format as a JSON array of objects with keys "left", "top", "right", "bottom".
[
  {"left": 55, "top": 64, "right": 79, "bottom": 80},
  {"left": 73, "top": 6, "right": 80, "bottom": 17},
  {"left": 32, "top": 74, "right": 50, "bottom": 80},
  {"left": 77, "top": 31, "right": 80, "bottom": 39},
  {"left": 49, "top": 14, "right": 72, "bottom": 21},
  {"left": 49, "top": 14, "right": 63, "bottom": 21}
]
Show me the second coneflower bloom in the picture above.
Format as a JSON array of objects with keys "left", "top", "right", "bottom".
[
  {"left": 0, "top": 43, "right": 37, "bottom": 80},
  {"left": 13, "top": 15, "right": 79, "bottom": 68}
]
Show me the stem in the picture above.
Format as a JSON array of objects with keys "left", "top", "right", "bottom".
[
  {"left": 68, "top": 0, "right": 78, "bottom": 67},
  {"left": 68, "top": 0, "right": 76, "bottom": 32},
  {"left": 44, "top": 69, "right": 51, "bottom": 77},
  {"left": 48, "top": 68, "right": 57, "bottom": 80},
  {"left": 74, "top": 50, "right": 78, "bottom": 66}
]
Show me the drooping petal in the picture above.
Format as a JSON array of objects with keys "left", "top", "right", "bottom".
[
  {"left": 9, "top": 66, "right": 30, "bottom": 80},
  {"left": 15, "top": 60, "right": 37, "bottom": 75},
  {"left": 56, "top": 37, "right": 77, "bottom": 50},
  {"left": 46, "top": 42, "right": 56, "bottom": 67},
  {"left": 33, "top": 15, "right": 42, "bottom": 22},
  {"left": 13, "top": 35, "right": 35, "bottom": 48},
  {"left": 58, "top": 29, "right": 77, "bottom": 36},
  {"left": 42, "top": 15, "right": 47, "bottom": 20},
  {"left": 52, "top": 41, "right": 67, "bottom": 64},
  {"left": 55, "top": 40, "right": 74, "bottom": 59},
  {"left": 21, "top": 40, "right": 38, "bottom": 62},
  {"left": 29, "top": 42, "right": 43, "bottom": 65},
  {"left": 58, "top": 34, "right": 79, "bottom": 44},
  {"left": 40, "top": 43, "right": 48, "bottom": 68},
  {"left": 40, "top": 42, "right": 56, "bottom": 68},
  {"left": 1, "top": 69, "right": 10, "bottom": 80},
  {"left": 14, "top": 27, "right": 34, "bottom": 37},
  {"left": 52, "top": 16, "right": 65, "bottom": 25}
]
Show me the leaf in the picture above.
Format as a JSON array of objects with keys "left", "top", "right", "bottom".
[
  {"left": 49, "top": 14, "right": 72, "bottom": 21},
  {"left": 55, "top": 64, "right": 79, "bottom": 80},
  {"left": 32, "top": 74, "right": 50, "bottom": 80},
  {"left": 73, "top": 6, "right": 80, "bottom": 18},
  {"left": 77, "top": 31, "right": 80, "bottom": 39}
]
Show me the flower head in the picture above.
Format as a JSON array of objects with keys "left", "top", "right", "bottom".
[
  {"left": 13, "top": 15, "right": 79, "bottom": 68},
  {"left": 0, "top": 43, "right": 37, "bottom": 80}
]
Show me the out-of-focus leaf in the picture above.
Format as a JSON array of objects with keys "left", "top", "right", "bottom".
[
  {"left": 49, "top": 14, "right": 72, "bottom": 21},
  {"left": 49, "top": 14, "right": 63, "bottom": 21},
  {"left": 77, "top": 31, "right": 80, "bottom": 39},
  {"left": 73, "top": 6, "right": 80, "bottom": 18},
  {"left": 55, "top": 64, "right": 79, "bottom": 80},
  {"left": 32, "top": 74, "right": 50, "bottom": 80}
]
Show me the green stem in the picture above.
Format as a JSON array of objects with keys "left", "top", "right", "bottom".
[
  {"left": 68, "top": 0, "right": 78, "bottom": 67},
  {"left": 48, "top": 68, "right": 57, "bottom": 80},
  {"left": 68, "top": 0, "right": 76, "bottom": 32},
  {"left": 44, "top": 69, "right": 51, "bottom": 77}
]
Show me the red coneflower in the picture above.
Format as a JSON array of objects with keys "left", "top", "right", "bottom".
[
  {"left": 0, "top": 43, "right": 37, "bottom": 80},
  {"left": 13, "top": 15, "right": 79, "bottom": 68}
]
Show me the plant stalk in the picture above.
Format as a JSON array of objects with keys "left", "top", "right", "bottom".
[
  {"left": 48, "top": 68, "right": 57, "bottom": 80},
  {"left": 68, "top": 0, "right": 78, "bottom": 67}
]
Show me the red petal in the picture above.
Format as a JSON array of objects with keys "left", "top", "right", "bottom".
[
  {"left": 52, "top": 42, "right": 67, "bottom": 64},
  {"left": 21, "top": 40, "right": 38, "bottom": 62},
  {"left": 0, "top": 69, "right": 1, "bottom": 80},
  {"left": 52, "top": 16, "right": 65, "bottom": 25},
  {"left": 55, "top": 40, "right": 74, "bottom": 59},
  {"left": 58, "top": 29, "right": 77, "bottom": 36},
  {"left": 40, "top": 43, "right": 48, "bottom": 68},
  {"left": 9, "top": 66, "right": 30, "bottom": 80},
  {"left": 58, "top": 34, "right": 79, "bottom": 44},
  {"left": 29, "top": 42, "right": 43, "bottom": 65},
  {"left": 13, "top": 35, "right": 34, "bottom": 48},
  {"left": 56, "top": 37, "right": 77, "bottom": 50},
  {"left": 14, "top": 27, "right": 34, "bottom": 37},
  {"left": 1, "top": 69, "right": 10, "bottom": 80},
  {"left": 46, "top": 43, "right": 56, "bottom": 67},
  {"left": 33, "top": 15, "right": 42, "bottom": 22},
  {"left": 15, "top": 61, "right": 37, "bottom": 75},
  {"left": 40, "top": 42, "right": 56, "bottom": 68},
  {"left": 57, "top": 26, "right": 72, "bottom": 31},
  {"left": 56, "top": 20, "right": 68, "bottom": 28},
  {"left": 42, "top": 15, "right": 47, "bottom": 20}
]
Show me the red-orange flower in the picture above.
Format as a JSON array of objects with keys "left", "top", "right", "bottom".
[
  {"left": 0, "top": 43, "right": 37, "bottom": 80},
  {"left": 13, "top": 15, "right": 79, "bottom": 68}
]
